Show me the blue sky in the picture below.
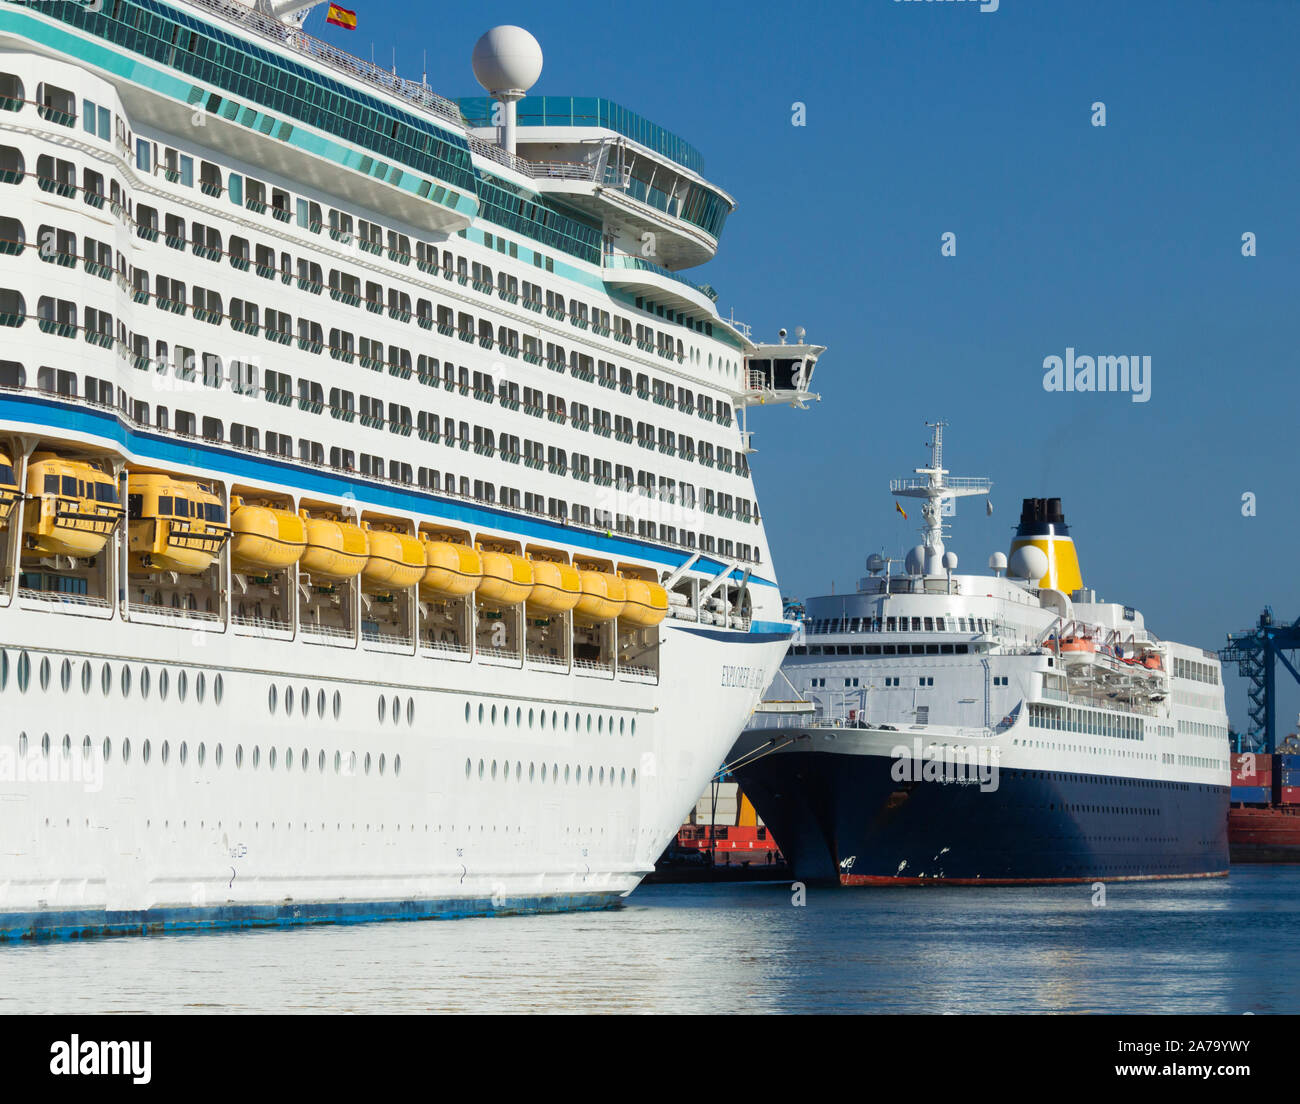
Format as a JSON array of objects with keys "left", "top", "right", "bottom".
[{"left": 312, "top": 0, "right": 1300, "bottom": 736}]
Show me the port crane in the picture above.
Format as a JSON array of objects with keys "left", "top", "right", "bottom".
[{"left": 1220, "top": 607, "right": 1300, "bottom": 752}]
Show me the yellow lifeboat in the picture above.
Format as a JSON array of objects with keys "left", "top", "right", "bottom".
[
  {"left": 299, "top": 512, "right": 368, "bottom": 579},
  {"left": 619, "top": 577, "right": 668, "bottom": 628},
  {"left": 573, "top": 570, "right": 626, "bottom": 623},
  {"left": 127, "top": 473, "right": 229, "bottom": 574},
  {"left": 477, "top": 548, "right": 534, "bottom": 607},
  {"left": 23, "top": 453, "right": 122, "bottom": 558},
  {"left": 420, "top": 539, "right": 482, "bottom": 599},
  {"left": 229, "top": 497, "right": 306, "bottom": 573},
  {"left": 0, "top": 448, "right": 18, "bottom": 528},
  {"left": 361, "top": 524, "right": 425, "bottom": 590},
  {"left": 528, "top": 558, "right": 581, "bottom": 614}
]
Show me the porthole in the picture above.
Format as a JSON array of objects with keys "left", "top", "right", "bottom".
[
  {"left": 491, "top": 759, "right": 497, "bottom": 779},
  {"left": 552, "top": 762, "right": 558, "bottom": 783},
  {"left": 540, "top": 710, "right": 547, "bottom": 730},
  {"left": 348, "top": 751, "right": 356, "bottom": 774},
  {"left": 268, "top": 684, "right": 278, "bottom": 713},
  {"left": 515, "top": 707, "right": 522, "bottom": 727},
  {"left": 283, "top": 685, "right": 292, "bottom": 716},
  {"left": 121, "top": 737, "right": 130, "bottom": 763},
  {"left": 503, "top": 706, "right": 509, "bottom": 728},
  {"left": 564, "top": 764, "right": 571, "bottom": 783},
  {"left": 61, "top": 733, "right": 70, "bottom": 758},
  {"left": 503, "top": 760, "right": 510, "bottom": 780},
  {"left": 631, "top": 768, "right": 637, "bottom": 786},
  {"left": 214, "top": 674, "right": 224, "bottom": 704},
  {"left": 235, "top": 744, "right": 243, "bottom": 768},
  {"left": 529, "top": 762, "right": 535, "bottom": 781},
  {"left": 17, "top": 651, "right": 30, "bottom": 693},
  {"left": 551, "top": 710, "right": 557, "bottom": 729},
  {"left": 333, "top": 690, "right": 341, "bottom": 719},
  {"left": 120, "top": 665, "right": 131, "bottom": 698},
  {"left": 364, "top": 752, "right": 371, "bottom": 775},
  {"left": 619, "top": 717, "right": 625, "bottom": 735},
  {"left": 333, "top": 751, "right": 342, "bottom": 774},
  {"left": 477, "top": 759, "right": 484, "bottom": 779},
  {"left": 478, "top": 703, "right": 485, "bottom": 724},
  {"left": 40, "top": 657, "right": 51, "bottom": 691},
  {"left": 621, "top": 768, "right": 626, "bottom": 786},
  {"left": 465, "top": 758, "right": 472, "bottom": 778},
  {"left": 607, "top": 715, "right": 613, "bottom": 734},
  {"left": 586, "top": 715, "right": 592, "bottom": 733},
  {"left": 18, "top": 732, "right": 28, "bottom": 757},
  {"left": 541, "top": 762, "right": 547, "bottom": 782},
  {"left": 378, "top": 753, "right": 386, "bottom": 776},
  {"left": 491, "top": 704, "right": 498, "bottom": 725},
  {"left": 196, "top": 672, "right": 206, "bottom": 703},
  {"left": 140, "top": 667, "right": 150, "bottom": 699},
  {"left": 599, "top": 766, "right": 605, "bottom": 784},
  {"left": 515, "top": 760, "right": 521, "bottom": 780},
  {"left": 317, "top": 750, "right": 325, "bottom": 773},
  {"left": 215, "top": 744, "right": 223, "bottom": 768},
  {"left": 102, "top": 737, "right": 111, "bottom": 762},
  {"left": 393, "top": 754, "right": 401, "bottom": 777},
  {"left": 101, "top": 662, "right": 111, "bottom": 697},
  {"left": 407, "top": 698, "right": 414, "bottom": 726},
  {"left": 158, "top": 669, "right": 169, "bottom": 701},
  {"left": 317, "top": 689, "right": 326, "bottom": 719},
  {"left": 378, "top": 696, "right": 387, "bottom": 724},
  {"left": 464, "top": 702, "right": 471, "bottom": 723},
  {"left": 300, "top": 688, "right": 309, "bottom": 717},
  {"left": 177, "top": 670, "right": 188, "bottom": 701},
  {"left": 268, "top": 747, "right": 277, "bottom": 770},
  {"left": 631, "top": 719, "right": 637, "bottom": 737},
  {"left": 563, "top": 712, "right": 570, "bottom": 732},
  {"left": 197, "top": 742, "right": 205, "bottom": 767},
  {"left": 598, "top": 716, "right": 604, "bottom": 734},
  {"left": 60, "top": 658, "right": 71, "bottom": 692},
  {"left": 81, "top": 660, "right": 91, "bottom": 694},
  {"left": 0, "top": 649, "right": 7, "bottom": 691},
  {"left": 300, "top": 748, "right": 308, "bottom": 771},
  {"left": 161, "top": 740, "right": 170, "bottom": 765},
  {"left": 142, "top": 739, "right": 151, "bottom": 764},
  {"left": 528, "top": 708, "right": 535, "bottom": 729},
  {"left": 391, "top": 695, "right": 399, "bottom": 723},
  {"left": 252, "top": 745, "right": 260, "bottom": 770}
]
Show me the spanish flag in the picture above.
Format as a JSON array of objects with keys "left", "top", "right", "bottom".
[
  {"left": 895, "top": 501, "right": 907, "bottom": 520},
  {"left": 326, "top": 3, "right": 357, "bottom": 29}
]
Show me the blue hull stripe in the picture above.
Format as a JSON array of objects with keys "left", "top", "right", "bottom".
[
  {"left": 0, "top": 892, "right": 623, "bottom": 942},
  {"left": 0, "top": 394, "right": 776, "bottom": 587}
]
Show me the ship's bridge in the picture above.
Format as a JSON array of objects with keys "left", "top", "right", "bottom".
[{"left": 458, "top": 96, "right": 735, "bottom": 270}]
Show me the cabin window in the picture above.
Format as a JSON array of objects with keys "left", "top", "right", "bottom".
[
  {"left": 158, "top": 495, "right": 173, "bottom": 515},
  {"left": 128, "top": 494, "right": 143, "bottom": 520}
]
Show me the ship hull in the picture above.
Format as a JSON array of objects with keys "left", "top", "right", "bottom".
[
  {"left": 733, "top": 736, "right": 1229, "bottom": 885},
  {"left": 0, "top": 609, "right": 788, "bottom": 940}
]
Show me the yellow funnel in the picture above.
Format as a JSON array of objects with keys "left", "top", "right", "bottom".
[{"left": 1009, "top": 497, "right": 1082, "bottom": 594}]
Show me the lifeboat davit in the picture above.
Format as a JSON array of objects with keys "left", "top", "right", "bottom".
[
  {"left": 477, "top": 549, "right": 534, "bottom": 607},
  {"left": 299, "top": 512, "right": 368, "bottom": 579},
  {"left": 361, "top": 525, "right": 425, "bottom": 590},
  {"left": 619, "top": 577, "right": 669, "bottom": 628},
  {"left": 573, "top": 570, "right": 626, "bottom": 623},
  {"left": 528, "top": 559, "right": 581, "bottom": 614},
  {"left": 0, "top": 448, "right": 18, "bottom": 527},
  {"left": 420, "top": 540, "right": 482, "bottom": 599},
  {"left": 127, "top": 473, "right": 229, "bottom": 574},
  {"left": 23, "top": 453, "right": 122, "bottom": 558},
  {"left": 230, "top": 498, "right": 306, "bottom": 573}
]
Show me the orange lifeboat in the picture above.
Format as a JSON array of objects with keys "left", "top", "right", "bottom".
[
  {"left": 230, "top": 498, "right": 306, "bottom": 573},
  {"left": 528, "top": 558, "right": 581, "bottom": 615},
  {"left": 477, "top": 548, "right": 534, "bottom": 607},
  {"left": 574, "top": 569, "right": 626, "bottom": 623},
  {"left": 619, "top": 577, "right": 668, "bottom": 628},
  {"left": 420, "top": 539, "right": 482, "bottom": 599},
  {"left": 1060, "top": 634, "right": 1096, "bottom": 654},
  {"left": 299, "top": 512, "right": 368, "bottom": 579},
  {"left": 361, "top": 524, "right": 425, "bottom": 590}
]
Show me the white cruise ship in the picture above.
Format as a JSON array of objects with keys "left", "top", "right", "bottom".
[
  {"left": 733, "top": 423, "right": 1229, "bottom": 884},
  {"left": 0, "top": 2, "right": 824, "bottom": 937}
]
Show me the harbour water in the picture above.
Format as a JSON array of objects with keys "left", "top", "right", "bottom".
[{"left": 4, "top": 868, "right": 1298, "bottom": 1015}]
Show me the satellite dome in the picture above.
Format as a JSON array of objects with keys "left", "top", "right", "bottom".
[
  {"left": 904, "top": 545, "right": 926, "bottom": 576},
  {"left": 1008, "top": 545, "right": 1048, "bottom": 582},
  {"left": 866, "top": 553, "right": 885, "bottom": 575},
  {"left": 472, "top": 26, "right": 543, "bottom": 94},
  {"left": 942, "top": 551, "right": 958, "bottom": 571},
  {"left": 988, "top": 551, "right": 1008, "bottom": 575}
]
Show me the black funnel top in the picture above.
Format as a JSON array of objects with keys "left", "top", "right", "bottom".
[{"left": 1017, "top": 497, "right": 1069, "bottom": 535}]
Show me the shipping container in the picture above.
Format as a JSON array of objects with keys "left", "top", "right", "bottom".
[
  {"left": 1231, "top": 785, "right": 1272, "bottom": 804},
  {"left": 1281, "top": 770, "right": 1300, "bottom": 786},
  {"left": 1278, "top": 755, "right": 1300, "bottom": 770},
  {"left": 1279, "top": 787, "right": 1300, "bottom": 805},
  {"left": 1233, "top": 769, "right": 1272, "bottom": 785}
]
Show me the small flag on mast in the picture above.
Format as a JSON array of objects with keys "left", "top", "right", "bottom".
[
  {"left": 326, "top": 3, "right": 357, "bottom": 29},
  {"left": 895, "top": 501, "right": 907, "bottom": 520},
  {"left": 986, "top": 499, "right": 993, "bottom": 517}
]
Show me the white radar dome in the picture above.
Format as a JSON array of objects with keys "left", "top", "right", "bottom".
[
  {"left": 1008, "top": 545, "right": 1048, "bottom": 582},
  {"left": 988, "top": 551, "right": 1007, "bottom": 574},
  {"left": 866, "top": 553, "right": 885, "bottom": 575},
  {"left": 904, "top": 545, "right": 926, "bottom": 576},
  {"left": 472, "top": 26, "right": 543, "bottom": 94},
  {"left": 942, "top": 551, "right": 958, "bottom": 571}
]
